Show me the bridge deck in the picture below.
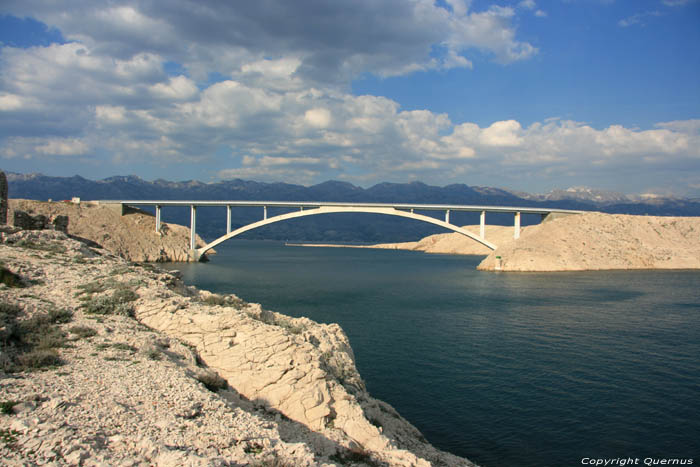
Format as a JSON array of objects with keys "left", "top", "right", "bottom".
[{"left": 100, "top": 200, "right": 585, "bottom": 216}]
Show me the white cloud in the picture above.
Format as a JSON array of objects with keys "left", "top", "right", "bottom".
[
  {"left": 0, "top": 1, "right": 697, "bottom": 194},
  {"left": 480, "top": 120, "right": 524, "bottom": 147},
  {"left": 304, "top": 108, "right": 333, "bottom": 129},
  {"left": 3, "top": 0, "right": 536, "bottom": 83},
  {"left": 0, "top": 93, "right": 26, "bottom": 111},
  {"left": 149, "top": 75, "right": 198, "bottom": 100},
  {"left": 662, "top": 0, "right": 694, "bottom": 6},
  {"left": 618, "top": 11, "right": 661, "bottom": 27},
  {"left": 35, "top": 138, "right": 89, "bottom": 156}
]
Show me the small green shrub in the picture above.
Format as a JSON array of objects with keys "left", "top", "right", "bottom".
[
  {"left": 0, "top": 267, "right": 24, "bottom": 288},
  {"left": 69, "top": 326, "right": 98, "bottom": 339},
  {"left": 0, "top": 428, "right": 20, "bottom": 446},
  {"left": 200, "top": 294, "right": 246, "bottom": 308},
  {"left": 196, "top": 370, "right": 228, "bottom": 392},
  {"left": 46, "top": 308, "right": 73, "bottom": 324},
  {"left": 1, "top": 302, "right": 69, "bottom": 372},
  {"left": 75, "top": 281, "right": 107, "bottom": 297},
  {"left": 82, "top": 286, "right": 137, "bottom": 317},
  {"left": 16, "top": 348, "right": 62, "bottom": 369},
  {"left": 14, "top": 239, "right": 66, "bottom": 254},
  {"left": 111, "top": 342, "right": 137, "bottom": 352},
  {"left": 112, "top": 287, "right": 138, "bottom": 304},
  {"left": 244, "top": 442, "right": 264, "bottom": 455},
  {"left": 0, "top": 401, "right": 18, "bottom": 415}
]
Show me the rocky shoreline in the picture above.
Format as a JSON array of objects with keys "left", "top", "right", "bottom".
[{"left": 1, "top": 229, "right": 474, "bottom": 466}]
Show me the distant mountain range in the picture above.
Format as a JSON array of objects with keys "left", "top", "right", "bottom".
[{"left": 6, "top": 172, "right": 700, "bottom": 242}]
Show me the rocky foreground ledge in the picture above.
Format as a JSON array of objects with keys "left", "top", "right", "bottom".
[{"left": 1, "top": 229, "right": 473, "bottom": 466}]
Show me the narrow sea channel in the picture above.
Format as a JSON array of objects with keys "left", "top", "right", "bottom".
[{"left": 160, "top": 240, "right": 700, "bottom": 467}]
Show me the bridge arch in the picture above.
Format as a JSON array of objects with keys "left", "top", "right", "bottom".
[{"left": 193, "top": 205, "right": 497, "bottom": 260}]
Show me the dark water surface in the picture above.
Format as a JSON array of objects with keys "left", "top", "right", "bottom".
[{"left": 161, "top": 240, "right": 700, "bottom": 467}]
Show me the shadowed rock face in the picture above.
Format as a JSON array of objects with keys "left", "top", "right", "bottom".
[{"left": 0, "top": 171, "right": 7, "bottom": 224}]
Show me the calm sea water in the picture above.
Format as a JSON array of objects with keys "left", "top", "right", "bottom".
[{"left": 160, "top": 240, "right": 700, "bottom": 467}]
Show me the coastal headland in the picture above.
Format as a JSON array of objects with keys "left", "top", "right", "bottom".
[
  {"left": 362, "top": 212, "right": 700, "bottom": 271},
  {"left": 1, "top": 204, "right": 473, "bottom": 465}
]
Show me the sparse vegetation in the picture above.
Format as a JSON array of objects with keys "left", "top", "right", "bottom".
[
  {"left": 195, "top": 369, "right": 228, "bottom": 392},
  {"left": 244, "top": 442, "right": 264, "bottom": 455},
  {"left": 246, "top": 309, "right": 306, "bottom": 335},
  {"left": 329, "top": 447, "right": 381, "bottom": 466},
  {"left": 320, "top": 351, "right": 354, "bottom": 385},
  {"left": 0, "top": 302, "right": 72, "bottom": 372},
  {"left": 0, "top": 428, "right": 20, "bottom": 447},
  {"left": 0, "top": 401, "right": 18, "bottom": 415},
  {"left": 144, "top": 348, "right": 162, "bottom": 360},
  {"left": 12, "top": 239, "right": 67, "bottom": 255},
  {"left": 200, "top": 293, "right": 246, "bottom": 308},
  {"left": 82, "top": 284, "right": 138, "bottom": 317},
  {"left": 69, "top": 326, "right": 98, "bottom": 339},
  {"left": 0, "top": 267, "right": 24, "bottom": 288}
]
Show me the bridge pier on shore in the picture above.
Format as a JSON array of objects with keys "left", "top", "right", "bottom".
[
  {"left": 480, "top": 210, "right": 486, "bottom": 239},
  {"left": 155, "top": 205, "right": 162, "bottom": 233},
  {"left": 190, "top": 205, "right": 197, "bottom": 251},
  {"left": 514, "top": 212, "right": 521, "bottom": 239}
]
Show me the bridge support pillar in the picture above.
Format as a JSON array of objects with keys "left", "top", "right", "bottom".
[
  {"left": 480, "top": 210, "right": 486, "bottom": 239},
  {"left": 190, "top": 205, "right": 197, "bottom": 251},
  {"left": 264, "top": 206, "right": 268, "bottom": 220},
  {"left": 445, "top": 209, "right": 450, "bottom": 223},
  {"left": 155, "top": 205, "right": 161, "bottom": 233},
  {"left": 514, "top": 211, "right": 521, "bottom": 239},
  {"left": 227, "top": 205, "right": 232, "bottom": 234}
]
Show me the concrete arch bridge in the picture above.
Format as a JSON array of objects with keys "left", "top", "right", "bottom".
[{"left": 100, "top": 200, "right": 583, "bottom": 261}]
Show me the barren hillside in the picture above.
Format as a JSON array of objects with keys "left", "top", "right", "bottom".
[
  {"left": 9, "top": 199, "right": 208, "bottom": 262},
  {"left": 370, "top": 212, "right": 700, "bottom": 271},
  {"left": 478, "top": 212, "right": 700, "bottom": 271}
]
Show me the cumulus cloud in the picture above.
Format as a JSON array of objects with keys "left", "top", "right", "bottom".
[
  {"left": 2, "top": 0, "right": 537, "bottom": 83},
  {"left": 0, "top": 1, "right": 698, "bottom": 194}
]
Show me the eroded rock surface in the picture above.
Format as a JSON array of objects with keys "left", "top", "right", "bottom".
[{"left": 1, "top": 230, "right": 474, "bottom": 466}]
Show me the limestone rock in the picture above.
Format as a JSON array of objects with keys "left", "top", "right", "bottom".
[
  {"left": 0, "top": 229, "right": 474, "bottom": 466},
  {"left": 477, "top": 212, "right": 700, "bottom": 271},
  {"left": 9, "top": 199, "right": 210, "bottom": 262}
]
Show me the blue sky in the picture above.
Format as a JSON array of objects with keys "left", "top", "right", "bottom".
[{"left": 1, "top": 0, "right": 699, "bottom": 196}]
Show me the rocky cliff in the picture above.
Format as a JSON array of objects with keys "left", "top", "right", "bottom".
[
  {"left": 367, "top": 213, "right": 700, "bottom": 271},
  {"left": 8, "top": 199, "right": 208, "bottom": 262},
  {"left": 0, "top": 229, "right": 473, "bottom": 466}
]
